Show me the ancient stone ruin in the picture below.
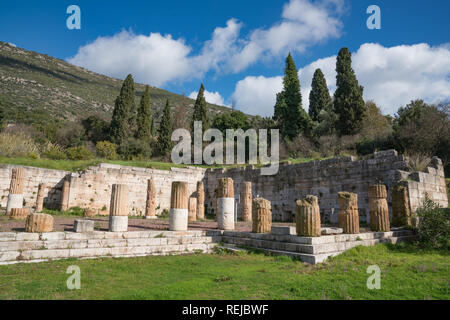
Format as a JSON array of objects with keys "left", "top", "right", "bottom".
[
  {"left": 296, "top": 195, "right": 321, "bottom": 237},
  {"left": 337, "top": 192, "right": 360, "bottom": 234},
  {"left": 217, "top": 178, "right": 235, "bottom": 230},
  {"left": 169, "top": 181, "right": 189, "bottom": 231},
  {"left": 6, "top": 167, "right": 26, "bottom": 214},
  {"left": 240, "top": 181, "right": 252, "bottom": 222},
  {"left": 369, "top": 185, "right": 390, "bottom": 232},
  {"left": 252, "top": 197, "right": 272, "bottom": 233},
  {"left": 109, "top": 184, "right": 129, "bottom": 232}
]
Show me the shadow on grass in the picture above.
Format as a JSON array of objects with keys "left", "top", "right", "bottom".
[{"left": 383, "top": 242, "right": 450, "bottom": 256}]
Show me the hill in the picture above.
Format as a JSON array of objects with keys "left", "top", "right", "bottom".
[{"left": 0, "top": 41, "right": 233, "bottom": 126}]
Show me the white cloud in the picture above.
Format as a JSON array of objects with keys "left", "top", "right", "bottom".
[
  {"left": 67, "top": 0, "right": 345, "bottom": 85},
  {"left": 232, "top": 76, "right": 283, "bottom": 117},
  {"left": 188, "top": 89, "right": 226, "bottom": 106},
  {"left": 233, "top": 43, "right": 450, "bottom": 116}
]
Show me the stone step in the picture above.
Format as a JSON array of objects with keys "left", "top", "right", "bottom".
[
  {"left": 0, "top": 242, "right": 217, "bottom": 264},
  {"left": 0, "top": 230, "right": 207, "bottom": 242},
  {"left": 0, "top": 236, "right": 215, "bottom": 253}
]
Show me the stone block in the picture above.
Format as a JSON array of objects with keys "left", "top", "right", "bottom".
[{"left": 74, "top": 219, "right": 94, "bottom": 233}]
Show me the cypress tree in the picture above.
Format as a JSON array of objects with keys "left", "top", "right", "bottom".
[
  {"left": 157, "top": 99, "right": 173, "bottom": 156},
  {"left": 110, "top": 74, "right": 136, "bottom": 143},
  {"left": 333, "top": 48, "right": 365, "bottom": 135},
  {"left": 275, "top": 53, "right": 312, "bottom": 139},
  {"left": 150, "top": 117, "right": 156, "bottom": 137},
  {"left": 0, "top": 99, "right": 4, "bottom": 130},
  {"left": 136, "top": 85, "right": 151, "bottom": 140},
  {"left": 190, "top": 83, "right": 209, "bottom": 133},
  {"left": 309, "top": 68, "right": 332, "bottom": 122}
]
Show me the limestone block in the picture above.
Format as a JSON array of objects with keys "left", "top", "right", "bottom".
[
  {"left": 25, "top": 213, "right": 54, "bottom": 233},
  {"left": 109, "top": 216, "right": 128, "bottom": 232},
  {"left": 217, "top": 178, "right": 234, "bottom": 198},
  {"left": 321, "top": 227, "right": 343, "bottom": 235},
  {"left": 169, "top": 209, "right": 188, "bottom": 231},
  {"left": 188, "top": 197, "right": 197, "bottom": 222},
  {"left": 74, "top": 219, "right": 94, "bottom": 233},
  {"left": 252, "top": 198, "right": 272, "bottom": 233},
  {"left": 110, "top": 184, "right": 129, "bottom": 216},
  {"left": 369, "top": 185, "right": 390, "bottom": 232},
  {"left": 9, "top": 208, "right": 30, "bottom": 220},
  {"left": 196, "top": 181, "right": 205, "bottom": 220},
  {"left": 35, "top": 183, "right": 46, "bottom": 212},
  {"left": 391, "top": 184, "right": 412, "bottom": 227},
  {"left": 240, "top": 181, "right": 252, "bottom": 222},
  {"left": 337, "top": 192, "right": 359, "bottom": 234},
  {"left": 6, "top": 194, "right": 24, "bottom": 214},
  {"left": 217, "top": 178, "right": 235, "bottom": 230},
  {"left": 170, "top": 181, "right": 189, "bottom": 231},
  {"left": 145, "top": 178, "right": 157, "bottom": 219},
  {"left": 9, "top": 167, "right": 26, "bottom": 194},
  {"left": 296, "top": 195, "right": 321, "bottom": 237}
]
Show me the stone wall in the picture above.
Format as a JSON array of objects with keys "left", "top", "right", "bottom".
[
  {"left": 0, "top": 164, "right": 69, "bottom": 210},
  {"left": 204, "top": 150, "right": 448, "bottom": 222}
]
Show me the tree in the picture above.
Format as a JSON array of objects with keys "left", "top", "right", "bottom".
[
  {"left": 309, "top": 68, "right": 332, "bottom": 122},
  {"left": 191, "top": 83, "right": 209, "bottom": 133},
  {"left": 157, "top": 99, "right": 173, "bottom": 157},
  {"left": 274, "top": 53, "right": 312, "bottom": 139},
  {"left": 212, "top": 111, "right": 250, "bottom": 133},
  {"left": 0, "top": 98, "right": 4, "bottom": 131},
  {"left": 360, "top": 101, "right": 392, "bottom": 139},
  {"left": 333, "top": 48, "right": 365, "bottom": 135},
  {"left": 136, "top": 85, "right": 151, "bottom": 141},
  {"left": 174, "top": 103, "right": 188, "bottom": 130},
  {"left": 82, "top": 115, "right": 109, "bottom": 143},
  {"left": 110, "top": 74, "right": 136, "bottom": 144}
]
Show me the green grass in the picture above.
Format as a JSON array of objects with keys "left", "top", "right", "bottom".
[{"left": 0, "top": 243, "right": 448, "bottom": 300}]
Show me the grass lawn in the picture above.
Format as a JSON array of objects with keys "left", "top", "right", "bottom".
[{"left": 0, "top": 243, "right": 448, "bottom": 300}]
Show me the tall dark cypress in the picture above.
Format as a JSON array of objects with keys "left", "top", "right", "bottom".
[
  {"left": 157, "top": 99, "right": 173, "bottom": 156},
  {"left": 274, "top": 53, "right": 312, "bottom": 139},
  {"left": 190, "top": 83, "right": 209, "bottom": 133},
  {"left": 110, "top": 74, "right": 136, "bottom": 143},
  {"left": 333, "top": 48, "right": 365, "bottom": 135},
  {"left": 309, "top": 68, "right": 332, "bottom": 122},
  {"left": 0, "top": 99, "right": 4, "bottom": 130},
  {"left": 136, "top": 85, "right": 151, "bottom": 141}
]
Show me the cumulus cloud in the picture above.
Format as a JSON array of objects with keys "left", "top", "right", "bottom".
[
  {"left": 67, "top": 0, "right": 344, "bottom": 85},
  {"left": 233, "top": 43, "right": 450, "bottom": 116},
  {"left": 188, "top": 89, "right": 226, "bottom": 106}
]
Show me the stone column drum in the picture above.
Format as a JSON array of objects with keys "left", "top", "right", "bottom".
[
  {"left": 369, "top": 185, "right": 390, "bottom": 232},
  {"left": 169, "top": 181, "right": 189, "bottom": 231},
  {"left": 252, "top": 198, "right": 272, "bottom": 233},
  {"left": 240, "top": 181, "right": 252, "bottom": 222},
  {"left": 337, "top": 192, "right": 360, "bottom": 234},
  {"left": 6, "top": 168, "right": 26, "bottom": 214},
  {"left": 25, "top": 213, "right": 54, "bottom": 232},
  {"left": 196, "top": 181, "right": 205, "bottom": 220},
  {"left": 188, "top": 196, "right": 197, "bottom": 222},
  {"left": 35, "top": 183, "right": 46, "bottom": 212},
  {"left": 296, "top": 195, "right": 321, "bottom": 237},
  {"left": 109, "top": 184, "right": 129, "bottom": 232},
  {"left": 60, "top": 179, "right": 70, "bottom": 211},
  {"left": 391, "top": 183, "right": 412, "bottom": 227},
  {"left": 10, "top": 208, "right": 30, "bottom": 220},
  {"left": 145, "top": 178, "right": 157, "bottom": 219},
  {"left": 217, "top": 178, "right": 235, "bottom": 230}
]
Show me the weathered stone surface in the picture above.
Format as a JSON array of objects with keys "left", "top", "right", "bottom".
[
  {"left": 271, "top": 226, "right": 296, "bottom": 235},
  {"left": 35, "top": 183, "right": 46, "bottom": 212},
  {"left": 145, "top": 178, "right": 156, "bottom": 219},
  {"left": 9, "top": 168, "right": 26, "bottom": 194},
  {"left": 188, "top": 197, "right": 197, "bottom": 222},
  {"left": 217, "top": 178, "right": 235, "bottom": 230},
  {"left": 110, "top": 184, "right": 129, "bottom": 216},
  {"left": 9, "top": 208, "right": 30, "bottom": 220},
  {"left": 321, "top": 227, "right": 343, "bottom": 235},
  {"left": 60, "top": 179, "right": 70, "bottom": 211},
  {"left": 337, "top": 192, "right": 359, "bottom": 234},
  {"left": 296, "top": 195, "right": 321, "bottom": 237},
  {"left": 240, "top": 181, "right": 252, "bottom": 222},
  {"left": 74, "top": 219, "right": 94, "bottom": 233},
  {"left": 84, "top": 208, "right": 98, "bottom": 217},
  {"left": 170, "top": 181, "right": 188, "bottom": 231},
  {"left": 369, "top": 185, "right": 390, "bottom": 232},
  {"left": 252, "top": 198, "right": 272, "bottom": 233},
  {"left": 109, "top": 216, "right": 128, "bottom": 232},
  {"left": 196, "top": 181, "right": 205, "bottom": 220},
  {"left": 25, "top": 213, "right": 54, "bottom": 233},
  {"left": 391, "top": 183, "right": 412, "bottom": 227}
]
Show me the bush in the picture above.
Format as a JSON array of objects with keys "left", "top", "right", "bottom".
[
  {"left": 41, "top": 142, "right": 67, "bottom": 160},
  {"left": 0, "top": 132, "right": 40, "bottom": 157},
  {"left": 415, "top": 197, "right": 450, "bottom": 249},
  {"left": 66, "top": 145, "right": 95, "bottom": 160},
  {"left": 96, "top": 141, "right": 118, "bottom": 160},
  {"left": 117, "top": 137, "right": 152, "bottom": 160}
]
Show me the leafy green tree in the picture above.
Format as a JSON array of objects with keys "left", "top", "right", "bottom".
[
  {"left": 309, "top": 68, "right": 332, "bottom": 122},
  {"left": 0, "top": 98, "right": 4, "bottom": 131},
  {"left": 157, "top": 99, "right": 173, "bottom": 157},
  {"left": 212, "top": 111, "right": 250, "bottom": 133},
  {"left": 110, "top": 74, "right": 136, "bottom": 143},
  {"left": 190, "top": 83, "right": 210, "bottom": 133},
  {"left": 82, "top": 115, "right": 109, "bottom": 143},
  {"left": 333, "top": 48, "right": 365, "bottom": 135},
  {"left": 274, "top": 53, "right": 312, "bottom": 139},
  {"left": 136, "top": 85, "right": 152, "bottom": 141},
  {"left": 150, "top": 117, "right": 156, "bottom": 137}
]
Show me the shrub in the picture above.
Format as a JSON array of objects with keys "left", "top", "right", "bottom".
[
  {"left": 415, "top": 196, "right": 450, "bottom": 249},
  {"left": 117, "top": 137, "right": 152, "bottom": 160},
  {"left": 66, "top": 145, "right": 95, "bottom": 160},
  {"left": 96, "top": 141, "right": 118, "bottom": 160},
  {"left": 41, "top": 142, "right": 67, "bottom": 160},
  {"left": 0, "top": 132, "right": 40, "bottom": 157}
]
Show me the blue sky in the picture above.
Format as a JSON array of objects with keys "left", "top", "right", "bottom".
[{"left": 1, "top": 0, "right": 449, "bottom": 116}]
